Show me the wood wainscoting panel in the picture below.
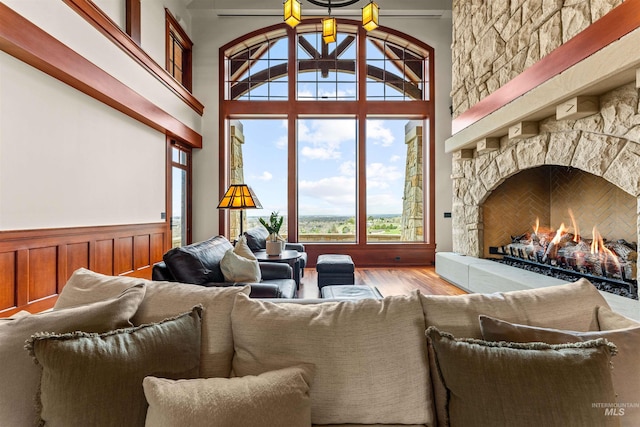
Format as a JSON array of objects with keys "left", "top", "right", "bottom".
[
  {"left": 116, "top": 236, "right": 134, "bottom": 275},
  {"left": 0, "top": 223, "right": 169, "bottom": 316},
  {"left": 28, "top": 247, "right": 58, "bottom": 302},
  {"left": 94, "top": 239, "right": 114, "bottom": 276},
  {"left": 0, "top": 252, "right": 16, "bottom": 311},
  {"left": 66, "top": 242, "right": 90, "bottom": 279},
  {"left": 134, "top": 234, "right": 150, "bottom": 270}
]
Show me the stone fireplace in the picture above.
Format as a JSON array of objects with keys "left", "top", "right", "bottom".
[
  {"left": 440, "top": 0, "right": 640, "bottom": 318},
  {"left": 451, "top": 83, "right": 640, "bottom": 273}
]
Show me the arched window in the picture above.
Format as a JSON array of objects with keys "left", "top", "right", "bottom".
[{"left": 219, "top": 20, "right": 435, "bottom": 265}]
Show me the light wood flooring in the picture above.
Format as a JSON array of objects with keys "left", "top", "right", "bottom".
[{"left": 297, "top": 266, "right": 467, "bottom": 299}]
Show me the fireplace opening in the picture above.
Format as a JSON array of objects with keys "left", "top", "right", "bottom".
[{"left": 483, "top": 166, "right": 638, "bottom": 300}]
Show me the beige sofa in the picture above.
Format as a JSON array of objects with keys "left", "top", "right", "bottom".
[{"left": 1, "top": 268, "right": 638, "bottom": 427}]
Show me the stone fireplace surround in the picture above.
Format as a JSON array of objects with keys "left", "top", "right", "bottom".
[{"left": 438, "top": 20, "right": 640, "bottom": 320}]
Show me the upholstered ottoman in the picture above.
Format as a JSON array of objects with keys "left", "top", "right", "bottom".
[
  {"left": 321, "top": 285, "right": 382, "bottom": 300},
  {"left": 316, "top": 254, "right": 355, "bottom": 288}
]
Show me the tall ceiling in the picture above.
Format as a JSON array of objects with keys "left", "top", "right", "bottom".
[{"left": 185, "top": 0, "right": 452, "bottom": 18}]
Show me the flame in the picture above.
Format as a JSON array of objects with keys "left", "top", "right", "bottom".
[
  {"left": 532, "top": 217, "right": 539, "bottom": 235},
  {"left": 551, "top": 223, "right": 569, "bottom": 245},
  {"left": 591, "top": 226, "right": 622, "bottom": 272},
  {"left": 568, "top": 209, "right": 580, "bottom": 242}
]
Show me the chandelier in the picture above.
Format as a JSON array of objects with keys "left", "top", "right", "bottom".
[{"left": 284, "top": 0, "right": 379, "bottom": 43}]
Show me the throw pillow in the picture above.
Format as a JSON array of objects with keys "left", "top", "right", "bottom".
[
  {"left": 234, "top": 235, "right": 256, "bottom": 260},
  {"left": 426, "top": 326, "right": 619, "bottom": 427},
  {"left": 480, "top": 314, "right": 640, "bottom": 427},
  {"left": 220, "top": 249, "right": 261, "bottom": 283},
  {"left": 143, "top": 365, "right": 314, "bottom": 427},
  {"left": 27, "top": 306, "right": 202, "bottom": 427},
  {"left": 598, "top": 305, "right": 640, "bottom": 329},
  {"left": 54, "top": 268, "right": 251, "bottom": 378},
  {"left": 231, "top": 292, "right": 433, "bottom": 426},
  {"left": 0, "top": 284, "right": 146, "bottom": 427},
  {"left": 244, "top": 226, "right": 269, "bottom": 251},
  {"left": 420, "top": 278, "right": 605, "bottom": 339}
]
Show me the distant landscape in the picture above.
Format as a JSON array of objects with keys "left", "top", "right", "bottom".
[{"left": 247, "top": 214, "right": 402, "bottom": 235}]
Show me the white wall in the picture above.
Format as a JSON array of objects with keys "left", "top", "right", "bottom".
[
  {"left": 190, "top": 13, "right": 454, "bottom": 252},
  {"left": 0, "top": 53, "right": 165, "bottom": 230},
  {"left": 0, "top": 1, "right": 200, "bottom": 230},
  {"left": 3, "top": 0, "right": 201, "bottom": 132},
  {"left": 93, "top": 0, "right": 126, "bottom": 30}
]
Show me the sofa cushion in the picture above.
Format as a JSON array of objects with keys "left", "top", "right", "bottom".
[
  {"left": 27, "top": 306, "right": 202, "bottom": 427},
  {"left": 427, "top": 326, "right": 619, "bottom": 427},
  {"left": 244, "top": 226, "right": 269, "bottom": 251},
  {"left": 163, "top": 235, "right": 232, "bottom": 284},
  {"left": 598, "top": 305, "right": 640, "bottom": 329},
  {"left": 143, "top": 365, "right": 314, "bottom": 427},
  {"left": 54, "top": 268, "right": 250, "bottom": 378},
  {"left": 231, "top": 292, "right": 433, "bottom": 426},
  {"left": 480, "top": 314, "right": 640, "bottom": 426},
  {"left": 220, "top": 236, "right": 261, "bottom": 283},
  {"left": 221, "top": 249, "right": 262, "bottom": 282},
  {"left": 0, "top": 284, "right": 145, "bottom": 427},
  {"left": 420, "top": 278, "right": 605, "bottom": 339}
]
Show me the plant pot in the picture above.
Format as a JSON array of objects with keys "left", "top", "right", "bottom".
[{"left": 266, "top": 240, "right": 283, "bottom": 256}]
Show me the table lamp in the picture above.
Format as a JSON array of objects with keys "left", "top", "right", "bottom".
[{"left": 217, "top": 184, "right": 262, "bottom": 238}]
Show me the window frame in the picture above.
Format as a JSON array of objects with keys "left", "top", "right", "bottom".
[
  {"left": 165, "top": 8, "right": 193, "bottom": 91},
  {"left": 218, "top": 20, "right": 436, "bottom": 266}
]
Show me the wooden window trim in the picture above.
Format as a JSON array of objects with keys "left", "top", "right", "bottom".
[
  {"left": 62, "top": 0, "right": 204, "bottom": 115},
  {"left": 165, "top": 8, "right": 193, "bottom": 91},
  {"left": 126, "top": 0, "right": 141, "bottom": 44},
  {"left": 218, "top": 21, "right": 436, "bottom": 266},
  {"left": 167, "top": 140, "right": 193, "bottom": 245}
]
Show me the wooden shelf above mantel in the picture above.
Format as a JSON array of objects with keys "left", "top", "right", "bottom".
[{"left": 445, "top": 0, "right": 640, "bottom": 154}]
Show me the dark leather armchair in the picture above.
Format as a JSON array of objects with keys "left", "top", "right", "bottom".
[
  {"left": 151, "top": 235, "right": 297, "bottom": 298},
  {"left": 244, "top": 226, "right": 308, "bottom": 277}
]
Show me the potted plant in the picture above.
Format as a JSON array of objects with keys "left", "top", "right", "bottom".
[{"left": 259, "top": 211, "right": 285, "bottom": 255}]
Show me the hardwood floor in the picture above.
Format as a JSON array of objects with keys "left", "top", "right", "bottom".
[{"left": 298, "top": 266, "right": 467, "bottom": 299}]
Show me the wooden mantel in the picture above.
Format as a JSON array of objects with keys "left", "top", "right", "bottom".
[{"left": 446, "top": 0, "right": 640, "bottom": 153}]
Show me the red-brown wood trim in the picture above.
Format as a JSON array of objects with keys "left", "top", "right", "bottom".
[
  {"left": 0, "top": 3, "right": 202, "bottom": 148},
  {"left": 451, "top": 0, "right": 640, "bottom": 134},
  {"left": 219, "top": 20, "right": 436, "bottom": 252},
  {"left": 126, "top": 0, "right": 141, "bottom": 44},
  {"left": 0, "top": 222, "right": 169, "bottom": 316},
  {"left": 165, "top": 7, "right": 193, "bottom": 92},
  {"left": 63, "top": 0, "right": 204, "bottom": 115}
]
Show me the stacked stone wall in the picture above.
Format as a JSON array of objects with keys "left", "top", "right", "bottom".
[
  {"left": 451, "top": 0, "right": 623, "bottom": 117},
  {"left": 452, "top": 82, "right": 640, "bottom": 256}
]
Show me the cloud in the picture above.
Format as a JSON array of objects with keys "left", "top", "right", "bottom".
[
  {"left": 298, "top": 119, "right": 355, "bottom": 160},
  {"left": 253, "top": 171, "right": 273, "bottom": 181},
  {"left": 299, "top": 176, "right": 356, "bottom": 207},
  {"left": 274, "top": 135, "right": 287, "bottom": 150},
  {"left": 390, "top": 155, "right": 402, "bottom": 162},
  {"left": 339, "top": 161, "right": 356, "bottom": 176},
  {"left": 367, "top": 120, "right": 395, "bottom": 147},
  {"left": 300, "top": 146, "right": 339, "bottom": 160},
  {"left": 366, "top": 162, "right": 403, "bottom": 190}
]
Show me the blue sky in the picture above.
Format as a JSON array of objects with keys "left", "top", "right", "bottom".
[{"left": 241, "top": 118, "right": 409, "bottom": 218}]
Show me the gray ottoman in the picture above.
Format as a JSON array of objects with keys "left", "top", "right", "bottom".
[
  {"left": 316, "top": 254, "right": 355, "bottom": 288},
  {"left": 321, "top": 285, "right": 382, "bottom": 300}
]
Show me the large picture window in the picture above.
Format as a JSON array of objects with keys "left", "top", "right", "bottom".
[{"left": 220, "top": 20, "right": 435, "bottom": 264}]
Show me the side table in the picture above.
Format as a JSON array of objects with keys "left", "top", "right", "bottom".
[{"left": 254, "top": 250, "right": 302, "bottom": 288}]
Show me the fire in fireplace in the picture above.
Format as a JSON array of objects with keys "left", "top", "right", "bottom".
[{"left": 490, "top": 211, "right": 638, "bottom": 300}]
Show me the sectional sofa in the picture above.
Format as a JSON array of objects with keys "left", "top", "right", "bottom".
[{"left": 1, "top": 268, "right": 638, "bottom": 426}]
